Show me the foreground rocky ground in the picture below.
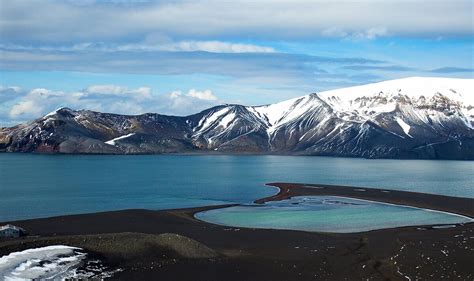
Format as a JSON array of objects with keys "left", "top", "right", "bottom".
[{"left": 1, "top": 183, "right": 473, "bottom": 280}]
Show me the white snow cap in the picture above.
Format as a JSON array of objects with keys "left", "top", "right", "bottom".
[{"left": 318, "top": 77, "right": 473, "bottom": 107}]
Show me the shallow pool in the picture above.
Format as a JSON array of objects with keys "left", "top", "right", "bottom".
[{"left": 194, "top": 196, "right": 473, "bottom": 233}]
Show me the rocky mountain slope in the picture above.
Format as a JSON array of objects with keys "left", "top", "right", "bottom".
[{"left": 1, "top": 77, "right": 473, "bottom": 159}]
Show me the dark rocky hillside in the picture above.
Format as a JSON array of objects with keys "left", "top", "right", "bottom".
[{"left": 1, "top": 77, "right": 473, "bottom": 159}]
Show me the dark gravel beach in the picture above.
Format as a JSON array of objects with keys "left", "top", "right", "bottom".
[
  {"left": 260, "top": 182, "right": 474, "bottom": 218},
  {"left": 1, "top": 183, "right": 473, "bottom": 280}
]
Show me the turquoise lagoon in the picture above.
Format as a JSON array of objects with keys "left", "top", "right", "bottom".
[{"left": 195, "top": 196, "right": 473, "bottom": 233}]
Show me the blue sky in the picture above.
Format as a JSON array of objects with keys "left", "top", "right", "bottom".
[{"left": 0, "top": 0, "right": 473, "bottom": 126}]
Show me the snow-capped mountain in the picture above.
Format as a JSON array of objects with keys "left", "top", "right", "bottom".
[{"left": 1, "top": 77, "right": 473, "bottom": 159}]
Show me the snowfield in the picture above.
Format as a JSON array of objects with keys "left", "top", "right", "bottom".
[{"left": 192, "top": 77, "right": 473, "bottom": 150}]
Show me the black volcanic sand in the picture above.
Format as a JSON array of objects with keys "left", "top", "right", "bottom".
[
  {"left": 259, "top": 183, "right": 474, "bottom": 218},
  {"left": 1, "top": 183, "right": 473, "bottom": 281}
]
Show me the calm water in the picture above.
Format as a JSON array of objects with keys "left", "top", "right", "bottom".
[
  {"left": 0, "top": 154, "right": 472, "bottom": 222},
  {"left": 195, "top": 196, "right": 473, "bottom": 233}
]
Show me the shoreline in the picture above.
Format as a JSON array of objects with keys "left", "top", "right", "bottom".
[
  {"left": 320, "top": 195, "right": 473, "bottom": 221},
  {"left": 3, "top": 151, "right": 474, "bottom": 161},
  {"left": 1, "top": 183, "right": 473, "bottom": 280},
  {"left": 258, "top": 182, "right": 474, "bottom": 218}
]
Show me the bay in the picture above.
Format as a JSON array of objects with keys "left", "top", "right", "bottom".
[{"left": 0, "top": 154, "right": 472, "bottom": 222}]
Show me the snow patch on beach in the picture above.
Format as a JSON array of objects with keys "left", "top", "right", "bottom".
[
  {"left": 0, "top": 246, "right": 85, "bottom": 280},
  {"left": 0, "top": 245, "right": 117, "bottom": 280}
]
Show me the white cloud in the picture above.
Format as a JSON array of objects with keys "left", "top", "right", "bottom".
[
  {"left": 3, "top": 86, "right": 222, "bottom": 124},
  {"left": 362, "top": 27, "right": 389, "bottom": 40},
  {"left": 186, "top": 89, "right": 217, "bottom": 101},
  {"left": 165, "top": 41, "right": 275, "bottom": 53},
  {"left": 9, "top": 88, "right": 68, "bottom": 119},
  {"left": 322, "top": 27, "right": 388, "bottom": 40},
  {"left": 164, "top": 89, "right": 220, "bottom": 115},
  {"left": 85, "top": 85, "right": 152, "bottom": 100},
  {"left": 1, "top": 86, "right": 21, "bottom": 92},
  {"left": 116, "top": 41, "right": 276, "bottom": 53},
  {"left": 0, "top": 40, "right": 275, "bottom": 54},
  {"left": 10, "top": 100, "right": 42, "bottom": 118},
  {"left": 1, "top": 48, "right": 382, "bottom": 82},
  {"left": 8, "top": 88, "right": 76, "bottom": 119},
  {"left": 0, "top": 86, "right": 23, "bottom": 103},
  {"left": 1, "top": 0, "right": 471, "bottom": 45},
  {"left": 86, "top": 85, "right": 125, "bottom": 95}
]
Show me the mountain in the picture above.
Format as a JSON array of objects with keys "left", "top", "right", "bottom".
[{"left": 1, "top": 77, "right": 473, "bottom": 159}]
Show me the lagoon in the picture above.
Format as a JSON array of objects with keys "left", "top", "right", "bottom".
[{"left": 195, "top": 196, "right": 473, "bottom": 233}]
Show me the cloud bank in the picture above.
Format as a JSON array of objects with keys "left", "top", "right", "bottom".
[
  {"left": 1, "top": 0, "right": 471, "bottom": 45},
  {"left": 0, "top": 0, "right": 472, "bottom": 126},
  {"left": 0, "top": 86, "right": 222, "bottom": 126}
]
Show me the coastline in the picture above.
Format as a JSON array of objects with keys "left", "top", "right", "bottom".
[
  {"left": 3, "top": 151, "right": 474, "bottom": 161},
  {"left": 258, "top": 183, "right": 474, "bottom": 218},
  {"left": 1, "top": 183, "right": 473, "bottom": 280}
]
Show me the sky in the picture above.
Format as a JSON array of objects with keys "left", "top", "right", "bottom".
[{"left": 0, "top": 0, "right": 473, "bottom": 126}]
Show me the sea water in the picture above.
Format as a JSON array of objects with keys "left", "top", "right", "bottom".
[
  {"left": 0, "top": 154, "right": 472, "bottom": 222},
  {"left": 195, "top": 196, "right": 473, "bottom": 233}
]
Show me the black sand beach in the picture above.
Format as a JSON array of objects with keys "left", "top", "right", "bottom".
[{"left": 1, "top": 183, "right": 473, "bottom": 280}]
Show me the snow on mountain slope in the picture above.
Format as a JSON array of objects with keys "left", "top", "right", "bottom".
[
  {"left": 316, "top": 77, "right": 473, "bottom": 128},
  {"left": 1, "top": 77, "right": 473, "bottom": 159},
  {"left": 187, "top": 77, "right": 473, "bottom": 156},
  {"left": 188, "top": 94, "right": 331, "bottom": 150},
  {"left": 105, "top": 133, "right": 136, "bottom": 146},
  {"left": 251, "top": 94, "right": 327, "bottom": 134},
  {"left": 259, "top": 77, "right": 473, "bottom": 135},
  {"left": 190, "top": 105, "right": 270, "bottom": 150},
  {"left": 319, "top": 77, "right": 473, "bottom": 106}
]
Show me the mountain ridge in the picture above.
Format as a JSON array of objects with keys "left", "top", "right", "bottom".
[{"left": 1, "top": 77, "right": 473, "bottom": 159}]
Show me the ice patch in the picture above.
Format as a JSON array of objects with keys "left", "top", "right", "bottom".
[
  {"left": 432, "top": 225, "right": 457, "bottom": 229},
  {"left": 303, "top": 185, "right": 325, "bottom": 189},
  {"left": 396, "top": 117, "right": 412, "bottom": 137},
  {"left": 105, "top": 133, "right": 135, "bottom": 146},
  {"left": 0, "top": 246, "right": 84, "bottom": 280},
  {"left": 0, "top": 245, "right": 117, "bottom": 280}
]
